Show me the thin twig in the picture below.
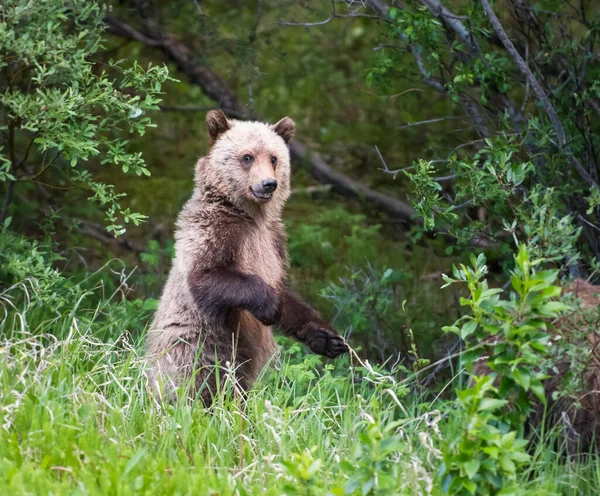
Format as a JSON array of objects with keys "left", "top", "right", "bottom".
[
  {"left": 374, "top": 145, "right": 389, "bottom": 172},
  {"left": 398, "top": 116, "right": 466, "bottom": 130},
  {"left": 191, "top": 0, "right": 204, "bottom": 16},
  {"left": 578, "top": 214, "right": 600, "bottom": 234}
]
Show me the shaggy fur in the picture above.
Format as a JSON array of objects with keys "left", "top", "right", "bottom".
[{"left": 147, "top": 111, "right": 347, "bottom": 405}]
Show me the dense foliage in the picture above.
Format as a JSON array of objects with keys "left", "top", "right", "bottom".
[
  {"left": 0, "top": 0, "right": 169, "bottom": 235},
  {"left": 1, "top": 0, "right": 600, "bottom": 494}
]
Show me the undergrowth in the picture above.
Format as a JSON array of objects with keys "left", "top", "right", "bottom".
[{"left": 1, "top": 271, "right": 600, "bottom": 495}]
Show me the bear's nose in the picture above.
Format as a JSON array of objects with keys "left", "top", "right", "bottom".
[{"left": 262, "top": 179, "right": 278, "bottom": 193}]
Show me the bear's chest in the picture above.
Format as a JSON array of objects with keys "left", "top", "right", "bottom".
[{"left": 237, "top": 226, "right": 285, "bottom": 288}]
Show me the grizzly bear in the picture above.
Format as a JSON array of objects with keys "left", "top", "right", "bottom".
[{"left": 147, "top": 110, "right": 348, "bottom": 405}]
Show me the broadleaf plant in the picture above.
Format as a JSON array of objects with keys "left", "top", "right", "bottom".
[{"left": 0, "top": 0, "right": 171, "bottom": 235}]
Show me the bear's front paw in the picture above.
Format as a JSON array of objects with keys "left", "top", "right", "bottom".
[
  {"left": 248, "top": 286, "right": 281, "bottom": 326},
  {"left": 303, "top": 322, "right": 348, "bottom": 358}
]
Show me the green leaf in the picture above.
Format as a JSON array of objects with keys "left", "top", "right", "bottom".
[
  {"left": 536, "top": 301, "right": 570, "bottom": 317},
  {"left": 512, "top": 368, "right": 530, "bottom": 391},
  {"left": 463, "top": 480, "right": 477, "bottom": 494},
  {"left": 460, "top": 320, "right": 478, "bottom": 339},
  {"left": 510, "top": 451, "right": 531, "bottom": 463},
  {"left": 478, "top": 398, "right": 508, "bottom": 411},
  {"left": 510, "top": 275, "right": 522, "bottom": 293},
  {"left": 442, "top": 325, "right": 460, "bottom": 335},
  {"left": 464, "top": 459, "right": 481, "bottom": 479},
  {"left": 441, "top": 474, "right": 452, "bottom": 494},
  {"left": 480, "top": 288, "right": 503, "bottom": 299},
  {"left": 530, "top": 382, "right": 546, "bottom": 405},
  {"left": 528, "top": 270, "right": 559, "bottom": 290},
  {"left": 499, "top": 456, "right": 516, "bottom": 474}
]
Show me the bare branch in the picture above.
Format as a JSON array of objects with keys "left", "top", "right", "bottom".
[
  {"left": 460, "top": 98, "right": 490, "bottom": 138},
  {"left": 104, "top": 17, "right": 163, "bottom": 47},
  {"left": 107, "top": 5, "right": 418, "bottom": 224},
  {"left": 280, "top": 1, "right": 383, "bottom": 26},
  {"left": 279, "top": 16, "right": 335, "bottom": 27},
  {"left": 290, "top": 139, "right": 416, "bottom": 220},
  {"left": 281, "top": 13, "right": 383, "bottom": 26},
  {"left": 588, "top": 98, "right": 600, "bottom": 117},
  {"left": 480, "top": 0, "right": 565, "bottom": 145},
  {"left": 75, "top": 219, "right": 145, "bottom": 255},
  {"left": 374, "top": 145, "right": 390, "bottom": 172},
  {"left": 398, "top": 116, "right": 467, "bottom": 130},
  {"left": 435, "top": 174, "right": 458, "bottom": 182}
]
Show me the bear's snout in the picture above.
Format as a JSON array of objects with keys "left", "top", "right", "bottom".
[
  {"left": 251, "top": 178, "right": 278, "bottom": 201},
  {"left": 262, "top": 179, "right": 278, "bottom": 193}
]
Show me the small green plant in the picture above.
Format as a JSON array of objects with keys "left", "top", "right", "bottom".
[
  {"left": 323, "top": 266, "right": 412, "bottom": 360},
  {"left": 0, "top": 217, "right": 80, "bottom": 312},
  {"left": 438, "top": 246, "right": 572, "bottom": 495},
  {"left": 280, "top": 448, "right": 324, "bottom": 495},
  {"left": 339, "top": 421, "right": 405, "bottom": 495}
]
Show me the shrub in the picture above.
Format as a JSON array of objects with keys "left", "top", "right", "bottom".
[
  {"left": 438, "top": 246, "right": 573, "bottom": 494},
  {"left": 0, "top": 0, "right": 170, "bottom": 236}
]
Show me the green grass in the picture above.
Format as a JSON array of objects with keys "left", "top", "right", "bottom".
[{"left": 1, "top": 282, "right": 600, "bottom": 495}]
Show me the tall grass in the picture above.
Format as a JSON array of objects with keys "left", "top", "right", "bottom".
[{"left": 1, "top": 279, "right": 600, "bottom": 495}]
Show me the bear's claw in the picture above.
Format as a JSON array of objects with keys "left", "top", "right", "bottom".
[{"left": 307, "top": 326, "right": 348, "bottom": 358}]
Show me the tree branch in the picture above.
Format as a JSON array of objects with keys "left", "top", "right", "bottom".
[
  {"left": 104, "top": 16, "right": 163, "bottom": 47},
  {"left": 480, "top": 0, "right": 565, "bottom": 145},
  {"left": 289, "top": 140, "right": 416, "bottom": 220},
  {"left": 75, "top": 219, "right": 145, "bottom": 256},
  {"left": 280, "top": 0, "right": 384, "bottom": 26},
  {"left": 397, "top": 115, "right": 467, "bottom": 130},
  {"left": 106, "top": 9, "right": 418, "bottom": 224},
  {"left": 367, "top": 0, "right": 490, "bottom": 138},
  {"left": 419, "top": 0, "right": 480, "bottom": 56},
  {"left": 481, "top": 0, "right": 597, "bottom": 188}
]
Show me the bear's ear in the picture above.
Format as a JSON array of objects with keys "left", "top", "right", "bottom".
[
  {"left": 271, "top": 117, "right": 295, "bottom": 144},
  {"left": 206, "top": 110, "right": 231, "bottom": 143}
]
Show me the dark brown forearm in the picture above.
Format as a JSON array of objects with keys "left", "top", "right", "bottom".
[
  {"left": 188, "top": 269, "right": 279, "bottom": 324},
  {"left": 277, "top": 288, "right": 324, "bottom": 337},
  {"left": 276, "top": 287, "right": 348, "bottom": 357}
]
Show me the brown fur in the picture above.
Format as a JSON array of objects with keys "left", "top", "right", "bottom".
[{"left": 147, "top": 111, "right": 347, "bottom": 406}]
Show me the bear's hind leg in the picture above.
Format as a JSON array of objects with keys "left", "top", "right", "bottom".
[{"left": 149, "top": 336, "right": 223, "bottom": 406}]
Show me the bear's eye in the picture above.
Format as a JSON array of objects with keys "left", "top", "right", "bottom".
[
  {"left": 270, "top": 156, "right": 277, "bottom": 166},
  {"left": 242, "top": 154, "right": 254, "bottom": 165}
]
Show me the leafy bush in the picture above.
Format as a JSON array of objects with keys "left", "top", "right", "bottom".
[
  {"left": 366, "top": 0, "right": 598, "bottom": 272},
  {"left": 323, "top": 266, "right": 413, "bottom": 361},
  {"left": 0, "top": 217, "right": 78, "bottom": 314},
  {"left": 0, "top": 0, "right": 170, "bottom": 235},
  {"left": 438, "top": 246, "right": 573, "bottom": 495}
]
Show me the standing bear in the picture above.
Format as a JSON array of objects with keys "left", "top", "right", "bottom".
[{"left": 147, "top": 110, "right": 348, "bottom": 405}]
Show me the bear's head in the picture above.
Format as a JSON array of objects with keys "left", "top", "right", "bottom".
[{"left": 198, "top": 110, "right": 295, "bottom": 218}]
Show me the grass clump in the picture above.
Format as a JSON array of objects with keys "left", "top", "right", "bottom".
[{"left": 0, "top": 279, "right": 441, "bottom": 495}]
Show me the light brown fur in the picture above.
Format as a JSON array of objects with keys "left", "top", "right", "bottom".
[{"left": 147, "top": 111, "right": 347, "bottom": 405}]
